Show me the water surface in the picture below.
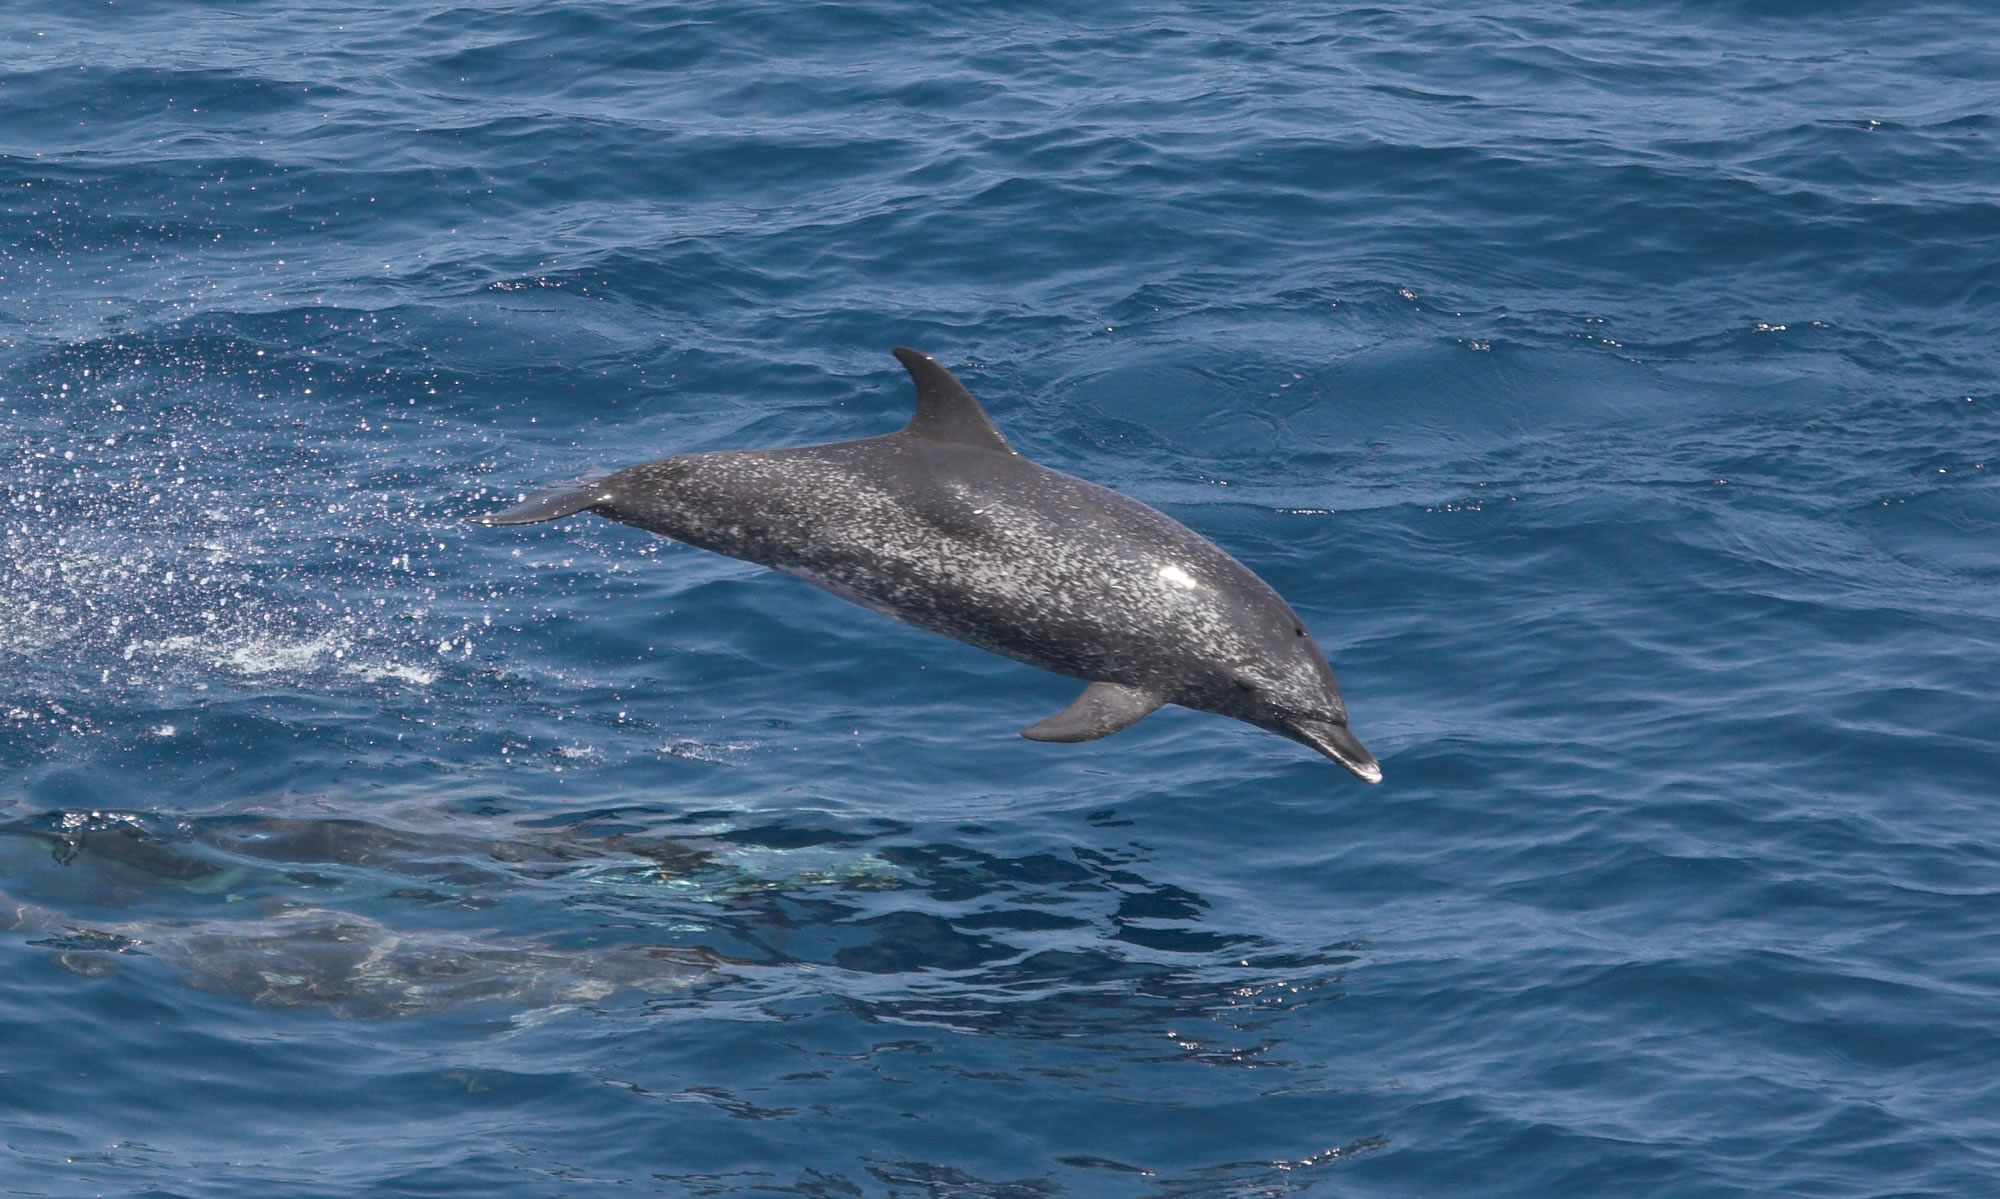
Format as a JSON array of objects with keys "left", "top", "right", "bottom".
[{"left": 4, "top": 2, "right": 1998, "bottom": 1195}]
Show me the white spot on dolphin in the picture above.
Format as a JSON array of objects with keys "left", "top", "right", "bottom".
[{"left": 1157, "top": 564, "right": 1198, "bottom": 590}]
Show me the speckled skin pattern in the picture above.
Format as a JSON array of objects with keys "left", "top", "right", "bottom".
[
  {"left": 594, "top": 430, "right": 1367, "bottom": 769},
  {"left": 479, "top": 350, "right": 1376, "bottom": 778}
]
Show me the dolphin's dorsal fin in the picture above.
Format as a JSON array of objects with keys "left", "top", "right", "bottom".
[
  {"left": 893, "top": 347, "right": 1015, "bottom": 455},
  {"left": 1020, "top": 681, "right": 1164, "bottom": 742}
]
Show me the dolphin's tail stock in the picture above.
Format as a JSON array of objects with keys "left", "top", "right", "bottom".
[{"left": 467, "top": 472, "right": 613, "bottom": 526}]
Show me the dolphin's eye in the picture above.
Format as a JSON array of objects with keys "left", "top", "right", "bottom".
[{"left": 1294, "top": 627, "right": 1305, "bottom": 637}]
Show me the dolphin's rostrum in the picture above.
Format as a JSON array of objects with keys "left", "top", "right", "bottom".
[{"left": 473, "top": 348, "right": 1379, "bottom": 781}]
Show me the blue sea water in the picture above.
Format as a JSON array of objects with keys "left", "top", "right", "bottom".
[{"left": 4, "top": 1, "right": 1999, "bottom": 1194}]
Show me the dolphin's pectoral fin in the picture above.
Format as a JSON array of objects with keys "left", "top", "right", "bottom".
[
  {"left": 468, "top": 480, "right": 611, "bottom": 526},
  {"left": 1021, "top": 682, "right": 1165, "bottom": 743},
  {"left": 893, "top": 347, "right": 1017, "bottom": 455}
]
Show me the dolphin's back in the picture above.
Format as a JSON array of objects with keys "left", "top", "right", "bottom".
[{"left": 595, "top": 434, "right": 1298, "bottom": 698}]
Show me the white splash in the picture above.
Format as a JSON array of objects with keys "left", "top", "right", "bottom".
[{"left": 345, "top": 662, "right": 437, "bottom": 686}]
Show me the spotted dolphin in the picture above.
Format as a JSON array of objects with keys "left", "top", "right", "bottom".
[{"left": 472, "top": 348, "right": 1379, "bottom": 781}]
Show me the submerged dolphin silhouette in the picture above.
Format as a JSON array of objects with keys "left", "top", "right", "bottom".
[
  {"left": 473, "top": 348, "right": 1379, "bottom": 781},
  {"left": 0, "top": 811, "right": 727, "bottom": 1019}
]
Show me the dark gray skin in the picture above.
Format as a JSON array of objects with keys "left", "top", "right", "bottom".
[{"left": 472, "top": 348, "right": 1379, "bottom": 781}]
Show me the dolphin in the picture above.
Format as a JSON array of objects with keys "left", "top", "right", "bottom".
[
  {"left": 472, "top": 348, "right": 1379, "bottom": 781},
  {"left": 0, "top": 812, "right": 731, "bottom": 1019}
]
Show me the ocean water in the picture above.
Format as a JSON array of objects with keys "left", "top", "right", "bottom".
[{"left": 3, "top": 1, "right": 1998, "bottom": 1195}]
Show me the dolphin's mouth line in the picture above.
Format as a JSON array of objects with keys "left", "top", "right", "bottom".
[
  {"left": 1284, "top": 719, "right": 1383, "bottom": 784},
  {"left": 1340, "top": 755, "right": 1384, "bottom": 785}
]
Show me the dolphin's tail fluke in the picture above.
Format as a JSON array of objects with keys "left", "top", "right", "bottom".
[{"left": 468, "top": 476, "right": 612, "bottom": 526}]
